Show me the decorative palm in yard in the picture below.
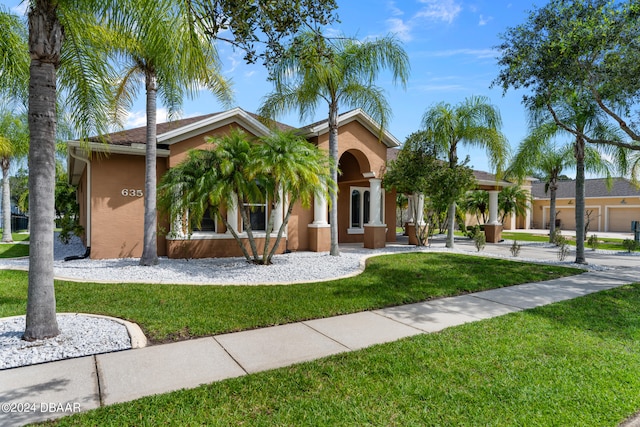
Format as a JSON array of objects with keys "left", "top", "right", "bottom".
[
  {"left": 158, "top": 130, "right": 334, "bottom": 265},
  {"left": 421, "top": 95, "right": 509, "bottom": 249},
  {"left": 259, "top": 32, "right": 410, "bottom": 256},
  {"left": 109, "top": 0, "right": 232, "bottom": 266},
  {"left": 0, "top": 110, "right": 29, "bottom": 243}
]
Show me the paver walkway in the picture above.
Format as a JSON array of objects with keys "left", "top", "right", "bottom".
[{"left": 1, "top": 238, "right": 639, "bottom": 426}]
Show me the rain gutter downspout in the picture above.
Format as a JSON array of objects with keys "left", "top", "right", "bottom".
[{"left": 68, "top": 147, "right": 91, "bottom": 258}]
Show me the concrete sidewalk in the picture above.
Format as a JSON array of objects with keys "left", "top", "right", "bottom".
[{"left": 1, "top": 263, "right": 638, "bottom": 426}]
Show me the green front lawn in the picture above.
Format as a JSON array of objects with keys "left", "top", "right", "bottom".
[
  {"left": 43, "top": 284, "right": 640, "bottom": 426},
  {"left": 1, "top": 253, "right": 579, "bottom": 342},
  {"left": 0, "top": 243, "right": 28, "bottom": 258},
  {"left": 502, "top": 231, "right": 640, "bottom": 251}
]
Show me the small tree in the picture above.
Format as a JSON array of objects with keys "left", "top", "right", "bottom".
[{"left": 464, "top": 190, "right": 489, "bottom": 224}]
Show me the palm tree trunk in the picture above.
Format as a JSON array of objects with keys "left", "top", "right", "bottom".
[
  {"left": 266, "top": 196, "right": 296, "bottom": 264},
  {"left": 23, "top": 2, "right": 62, "bottom": 340},
  {"left": 2, "top": 160, "right": 13, "bottom": 242},
  {"left": 140, "top": 72, "right": 158, "bottom": 266},
  {"left": 548, "top": 181, "right": 557, "bottom": 243},
  {"left": 328, "top": 103, "right": 340, "bottom": 256},
  {"left": 574, "top": 138, "right": 586, "bottom": 264},
  {"left": 446, "top": 145, "right": 457, "bottom": 249}
]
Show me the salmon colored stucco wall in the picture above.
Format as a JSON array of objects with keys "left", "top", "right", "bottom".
[
  {"left": 169, "top": 123, "right": 255, "bottom": 167},
  {"left": 309, "top": 121, "right": 395, "bottom": 244},
  {"left": 89, "top": 153, "right": 167, "bottom": 259}
]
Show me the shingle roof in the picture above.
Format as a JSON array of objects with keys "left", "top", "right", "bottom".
[
  {"left": 88, "top": 109, "right": 294, "bottom": 146},
  {"left": 531, "top": 178, "right": 640, "bottom": 199}
]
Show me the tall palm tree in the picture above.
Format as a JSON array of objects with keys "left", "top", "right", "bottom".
[
  {"left": 531, "top": 93, "right": 629, "bottom": 263},
  {"left": 23, "top": 0, "right": 120, "bottom": 340},
  {"left": 0, "top": 109, "right": 29, "bottom": 242},
  {"left": 421, "top": 95, "right": 509, "bottom": 249},
  {"left": 259, "top": 32, "right": 410, "bottom": 256},
  {"left": 110, "top": 0, "right": 232, "bottom": 266}
]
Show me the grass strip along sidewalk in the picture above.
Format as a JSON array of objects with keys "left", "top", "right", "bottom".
[
  {"left": 42, "top": 282, "right": 640, "bottom": 425},
  {"left": 1, "top": 253, "right": 579, "bottom": 342}
]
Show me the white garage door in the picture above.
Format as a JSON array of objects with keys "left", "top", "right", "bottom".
[{"left": 608, "top": 207, "right": 640, "bottom": 232}]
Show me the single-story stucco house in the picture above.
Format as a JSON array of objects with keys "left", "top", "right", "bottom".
[
  {"left": 67, "top": 107, "right": 401, "bottom": 259},
  {"left": 531, "top": 178, "right": 640, "bottom": 232}
]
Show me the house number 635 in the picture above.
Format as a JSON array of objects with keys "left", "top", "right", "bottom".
[{"left": 121, "top": 189, "right": 143, "bottom": 197}]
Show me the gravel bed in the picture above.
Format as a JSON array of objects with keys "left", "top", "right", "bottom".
[{"left": 0, "top": 314, "right": 131, "bottom": 370}]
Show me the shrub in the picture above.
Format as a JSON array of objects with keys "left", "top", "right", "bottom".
[
  {"left": 550, "top": 228, "right": 563, "bottom": 246},
  {"left": 587, "top": 234, "right": 599, "bottom": 251},
  {"left": 510, "top": 240, "right": 521, "bottom": 257},
  {"left": 474, "top": 232, "right": 486, "bottom": 252},
  {"left": 622, "top": 239, "right": 638, "bottom": 253},
  {"left": 465, "top": 225, "right": 481, "bottom": 239},
  {"left": 556, "top": 235, "right": 570, "bottom": 261}
]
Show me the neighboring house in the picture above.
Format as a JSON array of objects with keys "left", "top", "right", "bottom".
[
  {"left": 67, "top": 108, "right": 399, "bottom": 259},
  {"left": 531, "top": 178, "right": 640, "bottom": 232}
]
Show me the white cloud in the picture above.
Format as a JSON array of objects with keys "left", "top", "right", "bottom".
[
  {"left": 386, "top": 18, "right": 413, "bottom": 42},
  {"left": 386, "top": 1, "right": 405, "bottom": 17},
  {"left": 385, "top": 0, "right": 462, "bottom": 42},
  {"left": 124, "top": 108, "right": 170, "bottom": 129},
  {"left": 425, "top": 48, "right": 497, "bottom": 59},
  {"left": 478, "top": 15, "right": 493, "bottom": 26},
  {"left": 415, "top": 0, "right": 462, "bottom": 24}
]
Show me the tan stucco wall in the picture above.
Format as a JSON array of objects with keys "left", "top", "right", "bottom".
[
  {"left": 532, "top": 197, "right": 640, "bottom": 232},
  {"left": 89, "top": 154, "right": 167, "bottom": 259}
]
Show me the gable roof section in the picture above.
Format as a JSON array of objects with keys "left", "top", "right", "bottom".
[
  {"left": 531, "top": 178, "right": 640, "bottom": 199},
  {"left": 300, "top": 109, "right": 401, "bottom": 148}
]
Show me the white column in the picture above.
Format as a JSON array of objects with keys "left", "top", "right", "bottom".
[
  {"left": 368, "top": 178, "right": 382, "bottom": 225},
  {"left": 312, "top": 188, "right": 328, "bottom": 225},
  {"left": 413, "top": 192, "right": 425, "bottom": 225},
  {"left": 226, "top": 193, "right": 238, "bottom": 233},
  {"left": 172, "top": 214, "right": 185, "bottom": 238},
  {"left": 273, "top": 188, "right": 284, "bottom": 232},
  {"left": 488, "top": 190, "right": 501, "bottom": 225},
  {"left": 407, "top": 195, "right": 415, "bottom": 224}
]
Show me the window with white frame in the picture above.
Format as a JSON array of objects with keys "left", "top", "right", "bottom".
[{"left": 348, "top": 186, "right": 384, "bottom": 234}]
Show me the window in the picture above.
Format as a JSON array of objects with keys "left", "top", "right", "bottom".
[
  {"left": 193, "top": 207, "right": 217, "bottom": 233},
  {"left": 349, "top": 186, "right": 385, "bottom": 234},
  {"left": 245, "top": 203, "right": 267, "bottom": 231}
]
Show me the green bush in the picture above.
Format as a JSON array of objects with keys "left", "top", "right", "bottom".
[
  {"left": 556, "top": 235, "right": 570, "bottom": 261},
  {"left": 622, "top": 239, "right": 638, "bottom": 253},
  {"left": 473, "top": 232, "right": 486, "bottom": 252},
  {"left": 510, "top": 240, "right": 521, "bottom": 257},
  {"left": 587, "top": 234, "right": 599, "bottom": 251}
]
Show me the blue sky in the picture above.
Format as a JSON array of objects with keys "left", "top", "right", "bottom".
[{"left": 3, "top": 0, "right": 545, "bottom": 174}]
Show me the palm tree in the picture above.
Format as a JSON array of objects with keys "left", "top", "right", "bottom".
[
  {"left": 531, "top": 93, "right": 628, "bottom": 263},
  {"left": 421, "top": 95, "right": 509, "bottom": 249},
  {"left": 251, "top": 130, "right": 335, "bottom": 263},
  {"left": 498, "top": 185, "right": 531, "bottom": 225},
  {"left": 259, "top": 32, "right": 410, "bottom": 256},
  {"left": 0, "top": 7, "right": 29, "bottom": 102},
  {"left": 0, "top": 109, "right": 29, "bottom": 242},
  {"left": 464, "top": 190, "right": 489, "bottom": 224},
  {"left": 23, "top": 0, "right": 120, "bottom": 340},
  {"left": 109, "top": 0, "right": 232, "bottom": 266}
]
